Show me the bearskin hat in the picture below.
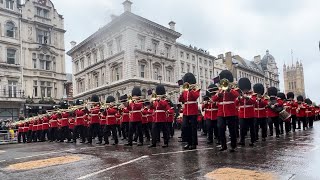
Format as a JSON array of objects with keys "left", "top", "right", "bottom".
[
  {"left": 131, "top": 86, "right": 142, "bottom": 97},
  {"left": 297, "top": 95, "right": 304, "bottom": 102},
  {"left": 91, "top": 94, "right": 100, "bottom": 102},
  {"left": 207, "top": 84, "right": 218, "bottom": 93},
  {"left": 203, "top": 95, "right": 209, "bottom": 101},
  {"left": 59, "top": 100, "right": 68, "bottom": 109},
  {"left": 156, "top": 85, "right": 166, "bottom": 95},
  {"left": 183, "top": 73, "right": 196, "bottom": 84},
  {"left": 253, "top": 83, "right": 264, "bottom": 95},
  {"left": 106, "top": 96, "right": 116, "bottom": 103},
  {"left": 277, "top": 92, "right": 286, "bottom": 100},
  {"left": 305, "top": 98, "right": 312, "bottom": 105},
  {"left": 144, "top": 100, "right": 150, "bottom": 106},
  {"left": 119, "top": 94, "right": 128, "bottom": 103},
  {"left": 75, "top": 99, "right": 84, "bottom": 105},
  {"left": 267, "top": 87, "right": 278, "bottom": 96},
  {"left": 286, "top": 92, "right": 294, "bottom": 100},
  {"left": 238, "top": 78, "right": 251, "bottom": 91},
  {"left": 219, "top": 70, "right": 234, "bottom": 83}
]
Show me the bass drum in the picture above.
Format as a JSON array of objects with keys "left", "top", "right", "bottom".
[{"left": 279, "top": 110, "right": 291, "bottom": 121}]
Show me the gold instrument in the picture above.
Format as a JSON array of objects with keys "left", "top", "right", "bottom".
[{"left": 219, "top": 78, "right": 238, "bottom": 91}]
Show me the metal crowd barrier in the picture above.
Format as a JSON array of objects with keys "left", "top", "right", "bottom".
[{"left": 0, "top": 129, "right": 18, "bottom": 144}]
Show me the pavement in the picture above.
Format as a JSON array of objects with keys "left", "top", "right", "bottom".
[{"left": 1, "top": 122, "right": 320, "bottom": 180}]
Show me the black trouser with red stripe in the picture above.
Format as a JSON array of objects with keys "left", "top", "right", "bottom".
[
  {"left": 121, "top": 122, "right": 129, "bottom": 139},
  {"left": 18, "top": 132, "right": 26, "bottom": 143},
  {"left": 88, "top": 123, "right": 100, "bottom": 143},
  {"left": 255, "top": 117, "right": 267, "bottom": 140},
  {"left": 73, "top": 125, "right": 86, "bottom": 142},
  {"left": 41, "top": 129, "right": 49, "bottom": 141},
  {"left": 291, "top": 115, "right": 297, "bottom": 131},
  {"left": 151, "top": 122, "right": 168, "bottom": 146},
  {"left": 206, "top": 119, "right": 219, "bottom": 143},
  {"left": 128, "top": 121, "right": 143, "bottom": 145},
  {"left": 308, "top": 116, "right": 314, "bottom": 128},
  {"left": 183, "top": 115, "right": 198, "bottom": 146},
  {"left": 218, "top": 116, "right": 237, "bottom": 149},
  {"left": 239, "top": 118, "right": 255, "bottom": 144},
  {"left": 60, "top": 126, "right": 70, "bottom": 142},
  {"left": 49, "top": 127, "right": 58, "bottom": 141},
  {"left": 269, "top": 117, "right": 280, "bottom": 136}
]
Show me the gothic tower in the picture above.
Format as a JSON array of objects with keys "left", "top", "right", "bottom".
[{"left": 283, "top": 61, "right": 305, "bottom": 97}]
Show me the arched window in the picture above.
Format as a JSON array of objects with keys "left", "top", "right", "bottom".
[{"left": 6, "top": 21, "right": 15, "bottom": 38}]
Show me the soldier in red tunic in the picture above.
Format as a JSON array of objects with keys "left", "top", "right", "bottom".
[
  {"left": 49, "top": 112, "right": 59, "bottom": 142},
  {"left": 104, "top": 96, "right": 119, "bottom": 145},
  {"left": 286, "top": 92, "right": 298, "bottom": 131},
  {"left": 179, "top": 73, "right": 200, "bottom": 150},
  {"left": 42, "top": 113, "right": 50, "bottom": 141},
  {"left": 305, "top": 98, "right": 314, "bottom": 128},
  {"left": 253, "top": 83, "right": 268, "bottom": 141},
  {"left": 141, "top": 101, "right": 151, "bottom": 142},
  {"left": 267, "top": 87, "right": 284, "bottom": 138},
  {"left": 167, "top": 100, "right": 175, "bottom": 138},
  {"left": 296, "top": 95, "right": 307, "bottom": 130},
  {"left": 149, "top": 85, "right": 170, "bottom": 148},
  {"left": 212, "top": 70, "right": 239, "bottom": 152},
  {"left": 73, "top": 100, "right": 87, "bottom": 143},
  {"left": 88, "top": 94, "right": 101, "bottom": 144},
  {"left": 125, "top": 87, "right": 144, "bottom": 146},
  {"left": 27, "top": 117, "right": 34, "bottom": 143},
  {"left": 277, "top": 93, "right": 287, "bottom": 134},
  {"left": 119, "top": 95, "right": 129, "bottom": 140}
]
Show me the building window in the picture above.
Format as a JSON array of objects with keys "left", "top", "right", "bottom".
[
  {"left": 33, "top": 80, "right": 38, "bottom": 97},
  {"left": 192, "top": 65, "right": 196, "bottom": 74},
  {"left": 87, "top": 54, "right": 91, "bottom": 66},
  {"left": 140, "top": 64, "right": 145, "bottom": 78},
  {"left": 115, "top": 68, "right": 120, "bottom": 81},
  {"left": 199, "top": 58, "right": 202, "bottom": 64},
  {"left": 181, "top": 62, "right": 184, "bottom": 73},
  {"left": 138, "top": 35, "right": 145, "bottom": 50},
  {"left": 210, "top": 70, "right": 212, "bottom": 78},
  {"left": 101, "top": 73, "right": 105, "bottom": 85},
  {"left": 36, "top": 7, "right": 49, "bottom": 18},
  {"left": 152, "top": 40, "right": 159, "bottom": 54},
  {"left": 294, "top": 82, "right": 296, "bottom": 89},
  {"left": 186, "top": 53, "right": 189, "bottom": 59},
  {"left": 200, "top": 68, "right": 203, "bottom": 77},
  {"left": 7, "top": 48, "right": 16, "bottom": 64},
  {"left": 187, "top": 64, "right": 190, "bottom": 72},
  {"left": 99, "top": 46, "right": 104, "bottom": 61},
  {"left": 39, "top": 54, "right": 51, "bottom": 70},
  {"left": 209, "top": 60, "right": 212, "bottom": 66},
  {"left": 93, "top": 51, "right": 98, "bottom": 63},
  {"left": 52, "top": 57, "right": 56, "bottom": 71},
  {"left": 5, "top": 21, "right": 15, "bottom": 38},
  {"left": 80, "top": 58, "right": 84, "bottom": 70},
  {"left": 32, "top": 53, "right": 37, "bottom": 68},
  {"left": 107, "top": 42, "right": 113, "bottom": 56},
  {"left": 204, "top": 59, "right": 207, "bottom": 65},
  {"left": 94, "top": 74, "right": 99, "bottom": 87},
  {"left": 180, "top": 51, "right": 184, "bottom": 58},
  {"left": 8, "top": 80, "right": 17, "bottom": 98},
  {"left": 192, "top": 55, "right": 195, "bottom": 61},
  {"left": 205, "top": 69, "right": 208, "bottom": 78},
  {"left": 40, "top": 81, "right": 52, "bottom": 98},
  {"left": 116, "top": 36, "right": 122, "bottom": 52},
  {"left": 37, "top": 29, "right": 50, "bottom": 44},
  {"left": 153, "top": 64, "right": 161, "bottom": 80},
  {"left": 165, "top": 45, "right": 171, "bottom": 58},
  {"left": 6, "top": 0, "right": 14, "bottom": 10},
  {"left": 75, "top": 61, "right": 79, "bottom": 72},
  {"left": 166, "top": 68, "right": 173, "bottom": 82}
]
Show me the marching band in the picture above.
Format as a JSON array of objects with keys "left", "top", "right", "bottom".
[{"left": 10, "top": 70, "right": 319, "bottom": 153}]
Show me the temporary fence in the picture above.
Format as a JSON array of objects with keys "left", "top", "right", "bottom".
[{"left": 0, "top": 129, "right": 18, "bottom": 144}]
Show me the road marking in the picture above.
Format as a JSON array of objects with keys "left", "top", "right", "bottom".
[
  {"left": 0, "top": 160, "right": 6, "bottom": 163},
  {"left": 77, "top": 155, "right": 149, "bottom": 179},
  {"left": 14, "top": 149, "right": 76, "bottom": 160},
  {"left": 0, "top": 150, "right": 6, "bottom": 153},
  {"left": 151, "top": 147, "right": 214, "bottom": 156},
  {"left": 79, "top": 146, "right": 105, "bottom": 150}
]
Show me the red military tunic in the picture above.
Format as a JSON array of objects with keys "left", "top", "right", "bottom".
[
  {"left": 75, "top": 109, "right": 85, "bottom": 126},
  {"left": 211, "top": 89, "right": 239, "bottom": 117},
  {"left": 37, "top": 118, "right": 43, "bottom": 131},
  {"left": 296, "top": 102, "right": 307, "bottom": 118},
  {"left": 23, "top": 122, "right": 29, "bottom": 133},
  {"left": 306, "top": 105, "right": 315, "bottom": 118},
  {"left": 202, "top": 102, "right": 218, "bottom": 120},
  {"left": 167, "top": 107, "right": 175, "bottom": 123},
  {"left": 60, "top": 112, "right": 69, "bottom": 127},
  {"left": 90, "top": 106, "right": 100, "bottom": 124},
  {"left": 69, "top": 118, "right": 75, "bottom": 129},
  {"left": 121, "top": 107, "right": 130, "bottom": 123},
  {"left": 128, "top": 101, "right": 143, "bottom": 122},
  {"left": 253, "top": 97, "right": 268, "bottom": 118},
  {"left": 42, "top": 116, "right": 50, "bottom": 130},
  {"left": 152, "top": 99, "right": 169, "bottom": 123},
  {"left": 147, "top": 109, "right": 153, "bottom": 123},
  {"left": 287, "top": 100, "right": 298, "bottom": 116},
  {"left": 18, "top": 123, "right": 24, "bottom": 133},
  {"left": 141, "top": 107, "right": 148, "bottom": 124},
  {"left": 235, "top": 95, "right": 255, "bottom": 119},
  {"left": 28, "top": 119, "right": 34, "bottom": 131},
  {"left": 50, "top": 114, "right": 59, "bottom": 128},
  {"left": 116, "top": 112, "right": 121, "bottom": 125},
  {"left": 179, "top": 90, "right": 200, "bottom": 116},
  {"left": 267, "top": 98, "right": 284, "bottom": 118},
  {"left": 106, "top": 107, "right": 118, "bottom": 125},
  {"left": 100, "top": 113, "right": 107, "bottom": 125},
  {"left": 32, "top": 120, "right": 38, "bottom": 131}
]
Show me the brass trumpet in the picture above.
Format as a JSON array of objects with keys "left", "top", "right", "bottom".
[{"left": 219, "top": 78, "right": 238, "bottom": 91}]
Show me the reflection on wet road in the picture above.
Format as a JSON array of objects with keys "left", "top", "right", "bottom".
[{"left": 1, "top": 122, "right": 320, "bottom": 179}]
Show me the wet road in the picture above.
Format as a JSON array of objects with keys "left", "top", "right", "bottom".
[{"left": 1, "top": 122, "right": 320, "bottom": 180}]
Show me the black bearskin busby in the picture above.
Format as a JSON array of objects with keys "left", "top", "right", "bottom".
[
  {"left": 305, "top": 98, "right": 312, "bottom": 105},
  {"left": 286, "top": 92, "right": 294, "bottom": 100},
  {"left": 106, "top": 96, "right": 116, "bottom": 103},
  {"left": 253, "top": 83, "right": 264, "bottom": 95},
  {"left": 219, "top": 70, "right": 234, "bottom": 82},
  {"left": 277, "top": 92, "right": 286, "bottom": 100},
  {"left": 131, "top": 86, "right": 142, "bottom": 97},
  {"left": 267, "top": 87, "right": 278, "bottom": 96},
  {"left": 183, "top": 73, "right": 196, "bottom": 84},
  {"left": 59, "top": 100, "right": 68, "bottom": 109},
  {"left": 91, "top": 94, "right": 100, "bottom": 102},
  {"left": 75, "top": 99, "right": 84, "bottom": 105},
  {"left": 238, "top": 78, "right": 251, "bottom": 91},
  {"left": 207, "top": 84, "right": 218, "bottom": 94},
  {"left": 156, "top": 85, "right": 166, "bottom": 95},
  {"left": 119, "top": 94, "right": 128, "bottom": 103},
  {"left": 297, "top": 95, "right": 304, "bottom": 102}
]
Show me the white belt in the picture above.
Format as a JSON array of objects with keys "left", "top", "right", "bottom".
[
  {"left": 77, "top": 116, "right": 85, "bottom": 119},
  {"left": 43, "top": 123, "right": 49, "bottom": 125},
  {"left": 206, "top": 109, "right": 218, "bottom": 111},
  {"left": 107, "top": 115, "right": 115, "bottom": 117},
  {"left": 131, "top": 110, "right": 141, "bottom": 113},
  {"left": 60, "top": 118, "right": 68, "bottom": 120},
  {"left": 142, "top": 115, "right": 148, "bottom": 117},
  {"left": 239, "top": 105, "right": 253, "bottom": 108},
  {"left": 155, "top": 110, "right": 166, "bottom": 113},
  {"left": 122, "top": 113, "right": 129, "bottom": 115},
  {"left": 255, "top": 108, "right": 265, "bottom": 110},
  {"left": 185, "top": 101, "right": 197, "bottom": 104},
  {"left": 219, "top": 101, "right": 234, "bottom": 105},
  {"left": 306, "top": 111, "right": 311, "bottom": 113}
]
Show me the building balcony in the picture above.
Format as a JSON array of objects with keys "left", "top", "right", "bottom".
[{"left": 0, "top": 87, "right": 25, "bottom": 102}]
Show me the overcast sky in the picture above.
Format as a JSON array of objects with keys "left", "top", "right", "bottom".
[{"left": 52, "top": 0, "right": 320, "bottom": 103}]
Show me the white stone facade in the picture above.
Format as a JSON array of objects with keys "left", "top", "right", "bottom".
[
  {"left": 283, "top": 62, "right": 305, "bottom": 97},
  {"left": 68, "top": 1, "right": 220, "bottom": 103},
  {"left": 0, "top": 0, "right": 66, "bottom": 121}
]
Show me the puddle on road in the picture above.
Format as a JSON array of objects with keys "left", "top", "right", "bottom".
[
  {"left": 205, "top": 167, "right": 276, "bottom": 180},
  {"left": 5, "top": 155, "right": 82, "bottom": 171}
]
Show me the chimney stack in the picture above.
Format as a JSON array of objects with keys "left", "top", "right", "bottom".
[
  {"left": 70, "top": 41, "right": 77, "bottom": 48},
  {"left": 123, "top": 0, "right": 133, "bottom": 13},
  {"left": 169, "top": 21, "right": 176, "bottom": 30}
]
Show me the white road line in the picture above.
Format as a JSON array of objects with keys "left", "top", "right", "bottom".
[
  {"left": 77, "top": 155, "right": 149, "bottom": 180},
  {"left": 0, "top": 160, "right": 6, "bottom": 163},
  {"left": 80, "top": 146, "right": 105, "bottom": 150},
  {"left": 0, "top": 150, "right": 6, "bottom": 153},
  {"left": 14, "top": 148, "right": 76, "bottom": 160},
  {"left": 151, "top": 147, "right": 214, "bottom": 156}
]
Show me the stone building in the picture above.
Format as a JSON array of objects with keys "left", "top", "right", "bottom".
[
  {"left": 217, "top": 50, "right": 280, "bottom": 90},
  {"left": 283, "top": 61, "right": 305, "bottom": 97},
  {"left": 68, "top": 1, "right": 219, "bottom": 103},
  {"left": 0, "top": 0, "right": 66, "bottom": 120}
]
